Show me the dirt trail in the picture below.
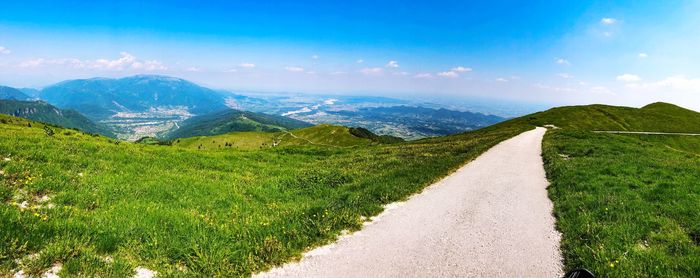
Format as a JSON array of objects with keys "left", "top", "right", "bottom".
[{"left": 256, "top": 127, "right": 563, "bottom": 277}]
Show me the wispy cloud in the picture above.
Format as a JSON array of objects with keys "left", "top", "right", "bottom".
[
  {"left": 616, "top": 74, "right": 642, "bottom": 82},
  {"left": 360, "top": 67, "right": 384, "bottom": 76},
  {"left": 311, "top": 55, "right": 319, "bottom": 60},
  {"left": 93, "top": 52, "right": 137, "bottom": 70},
  {"left": 132, "top": 60, "right": 167, "bottom": 71},
  {"left": 600, "top": 18, "right": 617, "bottom": 25},
  {"left": 451, "top": 66, "right": 472, "bottom": 73},
  {"left": 627, "top": 75, "right": 700, "bottom": 91},
  {"left": 555, "top": 58, "right": 570, "bottom": 66},
  {"left": 413, "top": 73, "right": 433, "bottom": 79},
  {"left": 557, "top": 73, "right": 574, "bottom": 79},
  {"left": 0, "top": 46, "right": 10, "bottom": 55},
  {"left": 385, "top": 60, "right": 399, "bottom": 68},
  {"left": 534, "top": 83, "right": 575, "bottom": 92},
  {"left": 356, "top": 59, "right": 364, "bottom": 64},
  {"left": 186, "top": 67, "right": 201, "bottom": 72},
  {"left": 591, "top": 86, "right": 612, "bottom": 94},
  {"left": 285, "top": 66, "right": 305, "bottom": 72},
  {"left": 437, "top": 71, "right": 458, "bottom": 78},
  {"left": 496, "top": 77, "right": 509, "bottom": 82},
  {"left": 638, "top": 53, "right": 648, "bottom": 59},
  {"left": 18, "top": 52, "right": 167, "bottom": 71},
  {"left": 239, "top": 62, "right": 256, "bottom": 68}
]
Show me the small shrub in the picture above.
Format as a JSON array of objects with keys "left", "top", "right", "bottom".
[{"left": 43, "top": 125, "right": 55, "bottom": 136}]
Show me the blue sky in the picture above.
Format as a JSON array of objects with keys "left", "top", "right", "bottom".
[{"left": 1, "top": 0, "right": 699, "bottom": 109}]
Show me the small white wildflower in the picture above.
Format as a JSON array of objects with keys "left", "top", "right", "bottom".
[
  {"left": 42, "top": 263, "right": 62, "bottom": 278},
  {"left": 134, "top": 267, "right": 157, "bottom": 278}
]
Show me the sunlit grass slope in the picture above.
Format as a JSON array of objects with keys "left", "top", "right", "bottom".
[
  {"left": 171, "top": 125, "right": 379, "bottom": 151},
  {"left": 534, "top": 102, "right": 700, "bottom": 276},
  {"left": 523, "top": 102, "right": 700, "bottom": 133},
  {"left": 0, "top": 113, "right": 529, "bottom": 276}
]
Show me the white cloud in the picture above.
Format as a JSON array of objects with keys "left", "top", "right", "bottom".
[
  {"left": 135, "top": 60, "right": 167, "bottom": 71},
  {"left": 19, "top": 58, "right": 47, "bottom": 68},
  {"left": 356, "top": 59, "right": 364, "bottom": 64},
  {"left": 18, "top": 52, "right": 166, "bottom": 71},
  {"left": 638, "top": 53, "right": 648, "bottom": 59},
  {"left": 413, "top": 73, "right": 433, "bottom": 79},
  {"left": 437, "top": 71, "right": 459, "bottom": 78},
  {"left": 393, "top": 71, "right": 410, "bottom": 76},
  {"left": 616, "top": 74, "right": 642, "bottom": 82},
  {"left": 311, "top": 55, "right": 319, "bottom": 60},
  {"left": 591, "top": 86, "right": 612, "bottom": 94},
  {"left": 360, "top": 67, "right": 384, "bottom": 76},
  {"left": 0, "top": 46, "right": 10, "bottom": 54},
  {"left": 601, "top": 18, "right": 617, "bottom": 25},
  {"left": 224, "top": 68, "right": 238, "bottom": 73},
  {"left": 534, "top": 83, "right": 575, "bottom": 92},
  {"left": 628, "top": 75, "right": 700, "bottom": 91},
  {"left": 496, "top": 77, "right": 509, "bottom": 82},
  {"left": 93, "top": 52, "right": 136, "bottom": 70},
  {"left": 385, "top": 60, "right": 399, "bottom": 68},
  {"left": 239, "top": 62, "right": 256, "bottom": 68},
  {"left": 557, "top": 73, "right": 574, "bottom": 79},
  {"left": 451, "top": 66, "right": 472, "bottom": 73},
  {"left": 186, "top": 67, "right": 201, "bottom": 72},
  {"left": 555, "top": 58, "right": 570, "bottom": 65},
  {"left": 285, "top": 66, "right": 305, "bottom": 72},
  {"left": 329, "top": 71, "right": 347, "bottom": 75}
]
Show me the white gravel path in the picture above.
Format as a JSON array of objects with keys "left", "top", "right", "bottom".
[{"left": 256, "top": 127, "right": 563, "bottom": 278}]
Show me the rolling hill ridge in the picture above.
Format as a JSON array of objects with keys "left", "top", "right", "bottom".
[
  {"left": 0, "top": 99, "right": 114, "bottom": 137},
  {"left": 165, "top": 109, "right": 313, "bottom": 139}
]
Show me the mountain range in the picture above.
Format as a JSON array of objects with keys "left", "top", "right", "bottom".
[
  {"left": 0, "top": 86, "right": 32, "bottom": 101},
  {"left": 1, "top": 75, "right": 514, "bottom": 141}
]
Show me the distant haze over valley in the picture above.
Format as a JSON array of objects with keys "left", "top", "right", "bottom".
[{"left": 0, "top": 75, "right": 525, "bottom": 141}]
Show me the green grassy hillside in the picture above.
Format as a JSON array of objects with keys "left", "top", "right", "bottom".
[
  {"left": 165, "top": 109, "right": 312, "bottom": 139},
  {"left": 522, "top": 102, "right": 700, "bottom": 133},
  {"left": 276, "top": 125, "right": 376, "bottom": 147},
  {"left": 0, "top": 100, "right": 114, "bottom": 137},
  {"left": 1, "top": 101, "right": 698, "bottom": 277},
  {"left": 171, "top": 125, "right": 394, "bottom": 151},
  {"left": 173, "top": 132, "right": 277, "bottom": 150},
  {"left": 529, "top": 102, "right": 700, "bottom": 276},
  {"left": 0, "top": 113, "right": 529, "bottom": 276}
]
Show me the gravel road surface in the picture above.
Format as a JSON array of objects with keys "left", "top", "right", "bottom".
[{"left": 256, "top": 127, "right": 563, "bottom": 278}]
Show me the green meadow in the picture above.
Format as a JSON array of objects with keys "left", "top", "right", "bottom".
[
  {"left": 0, "top": 114, "right": 528, "bottom": 276},
  {"left": 1, "top": 102, "right": 699, "bottom": 277}
]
